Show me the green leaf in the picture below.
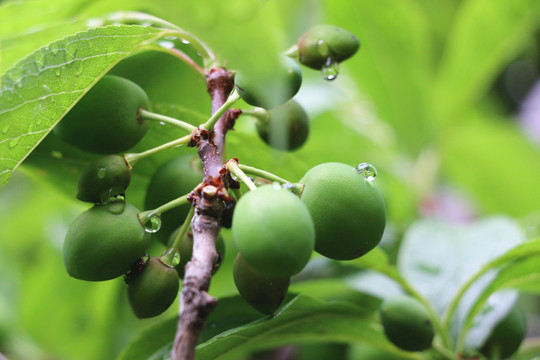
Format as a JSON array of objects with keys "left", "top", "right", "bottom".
[
  {"left": 0, "top": 24, "right": 172, "bottom": 189},
  {"left": 398, "top": 216, "right": 524, "bottom": 314},
  {"left": 194, "top": 294, "right": 396, "bottom": 360},
  {"left": 433, "top": 0, "right": 540, "bottom": 122},
  {"left": 457, "top": 239, "right": 540, "bottom": 349}
]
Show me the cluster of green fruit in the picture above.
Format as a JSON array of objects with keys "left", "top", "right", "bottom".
[{"left": 54, "top": 24, "right": 387, "bottom": 323}]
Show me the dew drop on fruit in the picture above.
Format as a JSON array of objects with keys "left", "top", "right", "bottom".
[
  {"left": 355, "top": 163, "right": 377, "bottom": 182},
  {"left": 160, "top": 248, "right": 181, "bottom": 267},
  {"left": 321, "top": 59, "right": 339, "bottom": 81},
  {"left": 103, "top": 196, "right": 126, "bottom": 214},
  {"left": 316, "top": 40, "right": 330, "bottom": 57},
  {"left": 144, "top": 215, "right": 162, "bottom": 233},
  {"left": 97, "top": 167, "right": 107, "bottom": 179}
]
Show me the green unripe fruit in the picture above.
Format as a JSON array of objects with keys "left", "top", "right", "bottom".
[
  {"left": 169, "top": 228, "right": 226, "bottom": 278},
  {"left": 256, "top": 100, "right": 309, "bottom": 151},
  {"left": 63, "top": 203, "right": 151, "bottom": 281},
  {"left": 379, "top": 295, "right": 434, "bottom": 352},
  {"left": 479, "top": 307, "right": 526, "bottom": 359},
  {"left": 300, "top": 163, "right": 386, "bottom": 260},
  {"left": 144, "top": 154, "right": 203, "bottom": 244},
  {"left": 54, "top": 75, "right": 150, "bottom": 154},
  {"left": 234, "top": 56, "right": 302, "bottom": 109},
  {"left": 232, "top": 185, "right": 314, "bottom": 277},
  {"left": 127, "top": 257, "right": 180, "bottom": 318},
  {"left": 233, "top": 254, "right": 290, "bottom": 315},
  {"left": 76, "top": 155, "right": 131, "bottom": 203},
  {"left": 297, "top": 25, "right": 360, "bottom": 70}
]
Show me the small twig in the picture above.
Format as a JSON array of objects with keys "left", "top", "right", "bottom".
[{"left": 171, "top": 68, "right": 236, "bottom": 360}]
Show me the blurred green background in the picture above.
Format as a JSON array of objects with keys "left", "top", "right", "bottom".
[{"left": 2, "top": 0, "right": 540, "bottom": 359}]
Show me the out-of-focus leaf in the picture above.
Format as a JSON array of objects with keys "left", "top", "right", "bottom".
[
  {"left": 398, "top": 216, "right": 524, "bottom": 314},
  {"left": 440, "top": 116, "right": 540, "bottom": 217},
  {"left": 0, "top": 25, "right": 172, "bottom": 189},
  {"left": 433, "top": 0, "right": 540, "bottom": 122},
  {"left": 458, "top": 239, "right": 540, "bottom": 349}
]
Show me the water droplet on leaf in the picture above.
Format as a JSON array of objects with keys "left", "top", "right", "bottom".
[
  {"left": 321, "top": 59, "right": 339, "bottom": 81},
  {"left": 355, "top": 163, "right": 377, "bottom": 182},
  {"left": 8, "top": 139, "right": 18, "bottom": 148},
  {"left": 1, "top": 125, "right": 9, "bottom": 134},
  {"left": 144, "top": 215, "right": 162, "bottom": 233}
]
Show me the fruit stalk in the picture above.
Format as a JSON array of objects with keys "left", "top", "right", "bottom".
[{"left": 171, "top": 68, "right": 236, "bottom": 360}]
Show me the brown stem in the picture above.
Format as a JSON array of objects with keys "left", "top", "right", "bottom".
[{"left": 171, "top": 68, "right": 236, "bottom": 360}]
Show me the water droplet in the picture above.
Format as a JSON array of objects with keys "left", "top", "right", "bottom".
[
  {"left": 8, "top": 138, "right": 18, "bottom": 148},
  {"left": 181, "top": 39, "right": 190, "bottom": 44},
  {"left": 158, "top": 40, "right": 175, "bottom": 49},
  {"left": 316, "top": 40, "right": 330, "bottom": 57},
  {"left": 102, "top": 195, "right": 126, "bottom": 214},
  {"left": 1, "top": 124, "right": 9, "bottom": 134},
  {"left": 143, "top": 215, "right": 162, "bottom": 233},
  {"left": 321, "top": 59, "right": 339, "bottom": 81},
  {"left": 97, "top": 167, "right": 107, "bottom": 179},
  {"left": 55, "top": 68, "right": 61, "bottom": 77},
  {"left": 50, "top": 150, "right": 63, "bottom": 159},
  {"left": 355, "top": 163, "right": 377, "bottom": 182},
  {"left": 159, "top": 121, "right": 166, "bottom": 126},
  {"left": 160, "top": 248, "right": 181, "bottom": 267}
]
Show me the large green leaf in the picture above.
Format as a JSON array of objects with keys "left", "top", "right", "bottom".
[
  {"left": 456, "top": 239, "right": 540, "bottom": 349},
  {"left": 398, "top": 217, "right": 524, "bottom": 314},
  {"left": 433, "top": 0, "right": 540, "bottom": 122},
  {"left": 0, "top": 25, "right": 175, "bottom": 189}
]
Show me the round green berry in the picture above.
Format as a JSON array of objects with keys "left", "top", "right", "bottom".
[
  {"left": 300, "top": 163, "right": 386, "bottom": 260},
  {"left": 144, "top": 154, "right": 203, "bottom": 244},
  {"left": 297, "top": 25, "right": 360, "bottom": 70},
  {"left": 234, "top": 56, "right": 302, "bottom": 109},
  {"left": 127, "top": 257, "right": 180, "bottom": 318},
  {"left": 480, "top": 307, "right": 526, "bottom": 359},
  {"left": 76, "top": 155, "right": 131, "bottom": 203},
  {"left": 379, "top": 295, "right": 434, "bottom": 352},
  {"left": 233, "top": 254, "right": 290, "bottom": 315},
  {"left": 256, "top": 100, "right": 309, "bottom": 151},
  {"left": 54, "top": 75, "right": 150, "bottom": 154},
  {"left": 63, "top": 203, "right": 150, "bottom": 281},
  {"left": 232, "top": 185, "right": 314, "bottom": 277}
]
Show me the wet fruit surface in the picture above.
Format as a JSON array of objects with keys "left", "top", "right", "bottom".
[
  {"left": 301, "top": 162, "right": 386, "bottom": 260},
  {"left": 54, "top": 75, "right": 150, "bottom": 154},
  {"left": 63, "top": 203, "right": 150, "bottom": 281},
  {"left": 232, "top": 185, "right": 314, "bottom": 277}
]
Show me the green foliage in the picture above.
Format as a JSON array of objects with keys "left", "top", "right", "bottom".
[{"left": 2, "top": 0, "right": 540, "bottom": 359}]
